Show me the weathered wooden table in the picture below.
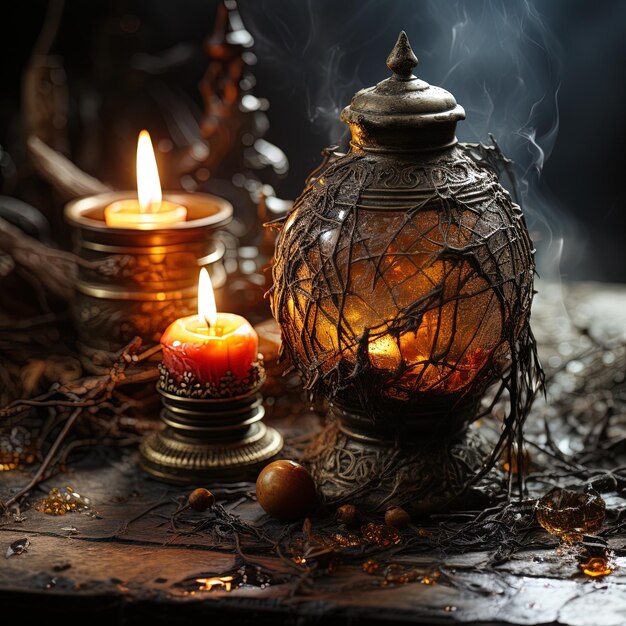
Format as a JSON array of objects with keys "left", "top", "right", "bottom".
[{"left": 2, "top": 281, "right": 626, "bottom": 626}]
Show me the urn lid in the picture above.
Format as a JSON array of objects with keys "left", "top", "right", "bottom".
[{"left": 341, "top": 31, "right": 465, "bottom": 153}]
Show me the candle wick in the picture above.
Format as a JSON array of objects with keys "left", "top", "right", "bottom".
[
  {"left": 202, "top": 319, "right": 222, "bottom": 337},
  {"left": 204, "top": 316, "right": 214, "bottom": 335}
]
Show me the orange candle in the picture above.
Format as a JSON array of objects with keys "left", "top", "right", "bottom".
[
  {"left": 161, "top": 269, "right": 258, "bottom": 385},
  {"left": 104, "top": 130, "right": 187, "bottom": 229}
]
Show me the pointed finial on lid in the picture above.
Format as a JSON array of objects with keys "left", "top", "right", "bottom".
[
  {"left": 386, "top": 31, "right": 418, "bottom": 80},
  {"left": 341, "top": 29, "right": 465, "bottom": 151}
]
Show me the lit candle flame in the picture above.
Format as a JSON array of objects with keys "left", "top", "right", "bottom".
[
  {"left": 198, "top": 268, "right": 218, "bottom": 330},
  {"left": 136, "top": 130, "right": 162, "bottom": 213}
]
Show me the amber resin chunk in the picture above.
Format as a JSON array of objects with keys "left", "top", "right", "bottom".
[
  {"left": 580, "top": 557, "right": 614, "bottom": 578},
  {"left": 35, "top": 486, "right": 95, "bottom": 516},
  {"left": 362, "top": 559, "right": 381, "bottom": 574},
  {"left": 535, "top": 487, "right": 606, "bottom": 542},
  {"left": 0, "top": 427, "right": 35, "bottom": 472},
  {"left": 361, "top": 522, "right": 402, "bottom": 547}
]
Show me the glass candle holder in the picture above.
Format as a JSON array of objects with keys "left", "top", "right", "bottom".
[{"left": 65, "top": 191, "right": 232, "bottom": 355}]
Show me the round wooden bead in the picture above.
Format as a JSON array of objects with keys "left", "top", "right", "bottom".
[
  {"left": 256, "top": 460, "right": 318, "bottom": 521},
  {"left": 188, "top": 488, "right": 215, "bottom": 512},
  {"left": 384, "top": 506, "right": 411, "bottom": 529},
  {"left": 336, "top": 504, "right": 358, "bottom": 526}
]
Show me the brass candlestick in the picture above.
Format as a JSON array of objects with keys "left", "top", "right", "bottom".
[{"left": 140, "top": 361, "right": 283, "bottom": 483}]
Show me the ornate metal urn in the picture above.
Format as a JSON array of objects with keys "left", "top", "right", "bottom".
[{"left": 271, "top": 32, "right": 540, "bottom": 514}]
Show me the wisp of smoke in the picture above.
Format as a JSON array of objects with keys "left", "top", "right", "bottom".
[
  {"left": 240, "top": 0, "right": 404, "bottom": 143},
  {"left": 244, "top": 0, "right": 578, "bottom": 284},
  {"left": 422, "top": 0, "right": 573, "bottom": 284}
]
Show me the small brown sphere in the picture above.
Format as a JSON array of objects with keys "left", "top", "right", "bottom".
[
  {"left": 336, "top": 504, "right": 358, "bottom": 526},
  {"left": 256, "top": 460, "right": 318, "bottom": 521},
  {"left": 188, "top": 488, "right": 215, "bottom": 512},
  {"left": 384, "top": 506, "right": 411, "bottom": 529}
]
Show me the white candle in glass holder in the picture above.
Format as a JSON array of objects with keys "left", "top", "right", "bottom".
[{"left": 104, "top": 130, "right": 187, "bottom": 229}]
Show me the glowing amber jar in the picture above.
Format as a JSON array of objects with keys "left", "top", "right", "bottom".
[
  {"left": 270, "top": 33, "right": 541, "bottom": 512},
  {"left": 271, "top": 33, "right": 542, "bottom": 512},
  {"left": 271, "top": 32, "right": 537, "bottom": 441}
]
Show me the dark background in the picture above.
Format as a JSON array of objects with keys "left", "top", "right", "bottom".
[{"left": 3, "top": 0, "right": 625, "bottom": 282}]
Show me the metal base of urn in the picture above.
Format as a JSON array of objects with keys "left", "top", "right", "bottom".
[{"left": 304, "top": 408, "right": 492, "bottom": 516}]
